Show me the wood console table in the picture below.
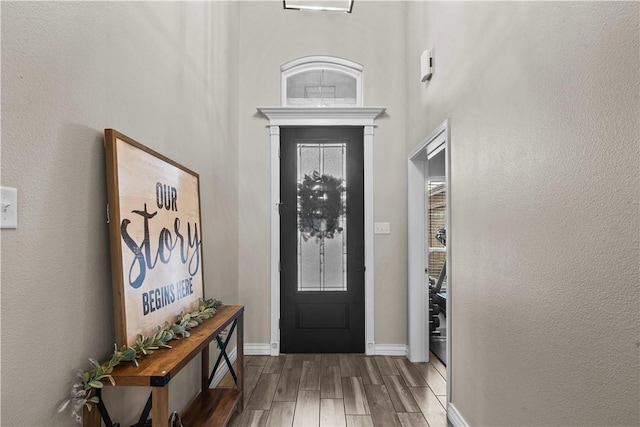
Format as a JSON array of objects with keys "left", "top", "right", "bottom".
[{"left": 83, "top": 305, "right": 244, "bottom": 427}]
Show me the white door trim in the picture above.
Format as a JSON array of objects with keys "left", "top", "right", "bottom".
[
  {"left": 407, "top": 118, "right": 451, "bottom": 402},
  {"left": 407, "top": 154, "right": 428, "bottom": 362},
  {"left": 257, "top": 106, "right": 386, "bottom": 356}
]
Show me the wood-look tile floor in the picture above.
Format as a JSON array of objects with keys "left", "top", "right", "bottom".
[{"left": 220, "top": 353, "right": 447, "bottom": 427}]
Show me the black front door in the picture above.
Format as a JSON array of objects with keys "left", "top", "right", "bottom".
[{"left": 280, "top": 127, "right": 365, "bottom": 353}]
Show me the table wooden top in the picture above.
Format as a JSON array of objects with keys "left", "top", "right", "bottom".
[{"left": 107, "top": 304, "right": 243, "bottom": 387}]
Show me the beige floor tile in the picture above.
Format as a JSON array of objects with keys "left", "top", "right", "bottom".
[
  {"left": 266, "top": 401, "right": 296, "bottom": 427},
  {"left": 320, "top": 398, "right": 347, "bottom": 427},
  {"left": 397, "top": 412, "right": 429, "bottom": 427},
  {"left": 364, "top": 384, "right": 401, "bottom": 426},
  {"left": 342, "top": 376, "right": 370, "bottom": 415},
  {"left": 409, "top": 387, "right": 447, "bottom": 427},
  {"left": 382, "top": 375, "right": 421, "bottom": 413},
  {"left": 345, "top": 415, "right": 374, "bottom": 427},
  {"left": 293, "top": 390, "right": 321, "bottom": 427}
]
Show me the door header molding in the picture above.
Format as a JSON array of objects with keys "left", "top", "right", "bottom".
[{"left": 257, "top": 107, "right": 386, "bottom": 127}]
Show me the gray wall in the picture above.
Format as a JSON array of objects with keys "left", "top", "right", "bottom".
[
  {"left": 236, "top": 1, "right": 409, "bottom": 346},
  {"left": 406, "top": 2, "right": 640, "bottom": 425},
  {"left": 1, "top": 2, "right": 239, "bottom": 425},
  {"left": 2, "top": 1, "right": 639, "bottom": 426}
]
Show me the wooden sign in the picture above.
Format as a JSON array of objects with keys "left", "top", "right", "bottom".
[{"left": 104, "top": 129, "right": 205, "bottom": 346}]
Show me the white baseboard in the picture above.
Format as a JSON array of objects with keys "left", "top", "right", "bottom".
[
  {"left": 245, "top": 343, "right": 408, "bottom": 357},
  {"left": 448, "top": 402, "right": 470, "bottom": 427},
  {"left": 245, "top": 343, "right": 272, "bottom": 355},
  {"left": 209, "top": 346, "right": 237, "bottom": 387},
  {"left": 374, "top": 344, "right": 408, "bottom": 356}
]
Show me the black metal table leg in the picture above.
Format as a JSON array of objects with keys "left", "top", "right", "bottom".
[
  {"left": 207, "top": 320, "right": 237, "bottom": 387},
  {"left": 132, "top": 393, "right": 153, "bottom": 427},
  {"left": 95, "top": 388, "right": 116, "bottom": 427}
]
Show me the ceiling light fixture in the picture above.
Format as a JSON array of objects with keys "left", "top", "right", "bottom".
[{"left": 283, "top": 0, "right": 354, "bottom": 13}]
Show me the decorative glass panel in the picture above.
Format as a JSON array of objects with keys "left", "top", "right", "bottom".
[
  {"left": 297, "top": 143, "right": 347, "bottom": 291},
  {"left": 287, "top": 70, "right": 357, "bottom": 107}
]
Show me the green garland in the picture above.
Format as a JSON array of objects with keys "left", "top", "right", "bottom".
[{"left": 59, "top": 298, "right": 223, "bottom": 423}]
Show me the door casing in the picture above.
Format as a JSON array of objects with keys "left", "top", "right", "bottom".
[
  {"left": 407, "top": 118, "right": 451, "bottom": 402},
  {"left": 258, "top": 107, "right": 386, "bottom": 356}
]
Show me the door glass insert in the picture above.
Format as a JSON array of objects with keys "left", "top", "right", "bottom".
[
  {"left": 427, "top": 179, "right": 446, "bottom": 291},
  {"left": 297, "top": 142, "right": 347, "bottom": 291}
]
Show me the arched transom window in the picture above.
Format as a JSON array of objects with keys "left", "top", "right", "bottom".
[{"left": 281, "top": 56, "right": 363, "bottom": 107}]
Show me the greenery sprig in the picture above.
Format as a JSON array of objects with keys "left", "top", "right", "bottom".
[{"left": 59, "top": 298, "right": 223, "bottom": 423}]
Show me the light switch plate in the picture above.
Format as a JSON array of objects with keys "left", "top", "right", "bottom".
[
  {"left": 374, "top": 222, "right": 390, "bottom": 234},
  {"left": 1, "top": 186, "right": 18, "bottom": 229}
]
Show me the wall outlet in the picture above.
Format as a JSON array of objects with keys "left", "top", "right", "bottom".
[
  {"left": 1, "top": 186, "right": 18, "bottom": 229},
  {"left": 374, "top": 222, "right": 390, "bottom": 234}
]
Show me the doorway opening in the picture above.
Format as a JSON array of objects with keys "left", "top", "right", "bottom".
[
  {"left": 258, "top": 106, "right": 384, "bottom": 356},
  {"left": 280, "top": 127, "right": 365, "bottom": 353},
  {"left": 259, "top": 55, "right": 385, "bottom": 355},
  {"left": 407, "top": 119, "right": 451, "bottom": 403},
  {"left": 426, "top": 152, "right": 447, "bottom": 364}
]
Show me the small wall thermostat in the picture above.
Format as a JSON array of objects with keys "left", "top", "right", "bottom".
[{"left": 421, "top": 49, "right": 433, "bottom": 82}]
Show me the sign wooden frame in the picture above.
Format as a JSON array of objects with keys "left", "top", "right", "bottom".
[{"left": 105, "top": 129, "right": 205, "bottom": 346}]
